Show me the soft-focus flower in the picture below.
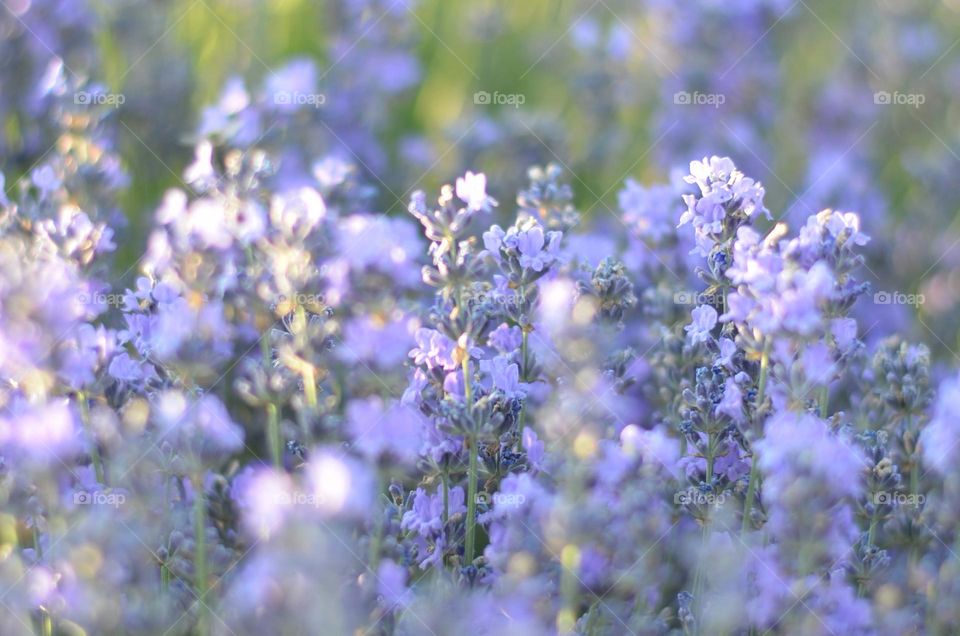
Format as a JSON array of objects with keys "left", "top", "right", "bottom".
[
  {"left": 154, "top": 391, "right": 244, "bottom": 461},
  {"left": 921, "top": 371, "right": 960, "bottom": 475},
  {"left": 685, "top": 304, "right": 717, "bottom": 344},
  {"left": 456, "top": 171, "right": 495, "bottom": 212},
  {"left": 346, "top": 397, "right": 423, "bottom": 464}
]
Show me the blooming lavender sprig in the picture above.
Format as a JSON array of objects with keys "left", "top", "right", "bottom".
[
  {"left": 404, "top": 172, "right": 504, "bottom": 574},
  {"left": 752, "top": 412, "right": 872, "bottom": 633},
  {"left": 516, "top": 163, "right": 579, "bottom": 233},
  {"left": 679, "top": 155, "right": 770, "bottom": 262},
  {"left": 853, "top": 338, "right": 932, "bottom": 591},
  {"left": 8, "top": 71, "right": 127, "bottom": 274},
  {"left": 481, "top": 169, "right": 578, "bottom": 434},
  {"left": 720, "top": 212, "right": 871, "bottom": 425}
]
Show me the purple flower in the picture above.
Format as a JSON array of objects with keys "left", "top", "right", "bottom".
[
  {"left": 402, "top": 487, "right": 465, "bottom": 538},
  {"left": 265, "top": 58, "right": 317, "bottom": 115},
  {"left": 621, "top": 425, "right": 682, "bottom": 477},
  {"left": 107, "top": 351, "right": 158, "bottom": 385},
  {"left": 522, "top": 427, "right": 545, "bottom": 471},
  {"left": 338, "top": 314, "right": 415, "bottom": 369},
  {"left": 619, "top": 179, "right": 680, "bottom": 243},
  {"left": 758, "top": 412, "right": 864, "bottom": 500},
  {"left": 716, "top": 376, "right": 745, "bottom": 423},
  {"left": 679, "top": 157, "right": 769, "bottom": 256},
  {"left": 31, "top": 164, "right": 60, "bottom": 193},
  {"left": 334, "top": 215, "right": 422, "bottom": 288},
  {"left": 346, "top": 397, "right": 423, "bottom": 464},
  {"left": 485, "top": 218, "right": 563, "bottom": 273},
  {"left": 487, "top": 323, "right": 522, "bottom": 354},
  {"left": 377, "top": 560, "right": 412, "bottom": 610},
  {"left": 517, "top": 224, "right": 545, "bottom": 260},
  {"left": 305, "top": 449, "right": 374, "bottom": 519},
  {"left": 685, "top": 304, "right": 717, "bottom": 344},
  {"left": 269, "top": 187, "right": 327, "bottom": 237},
  {"left": 800, "top": 342, "right": 834, "bottom": 386},
  {"left": 831, "top": 317, "right": 858, "bottom": 353},
  {"left": 921, "top": 372, "right": 960, "bottom": 475},
  {"left": 479, "top": 355, "right": 527, "bottom": 399},
  {"left": 184, "top": 140, "right": 216, "bottom": 188},
  {"left": 154, "top": 391, "right": 244, "bottom": 461},
  {"left": 716, "top": 337, "right": 737, "bottom": 369},
  {"left": 0, "top": 399, "right": 79, "bottom": 461},
  {"left": 757, "top": 412, "right": 865, "bottom": 564},
  {"left": 518, "top": 226, "right": 562, "bottom": 272},
  {"left": 482, "top": 224, "right": 506, "bottom": 254},
  {"left": 409, "top": 328, "right": 458, "bottom": 371},
  {"left": 443, "top": 369, "right": 465, "bottom": 399},
  {"left": 60, "top": 324, "right": 113, "bottom": 388},
  {"left": 402, "top": 368, "right": 429, "bottom": 406},
  {"left": 455, "top": 171, "right": 495, "bottom": 212},
  {"left": 232, "top": 467, "right": 295, "bottom": 539}
]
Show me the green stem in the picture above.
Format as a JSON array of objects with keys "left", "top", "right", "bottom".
[
  {"left": 756, "top": 343, "right": 771, "bottom": 406},
  {"left": 369, "top": 471, "right": 385, "bottom": 570},
  {"left": 463, "top": 351, "right": 473, "bottom": 405},
  {"left": 741, "top": 460, "right": 761, "bottom": 535},
  {"left": 521, "top": 331, "right": 529, "bottom": 376},
  {"left": 908, "top": 414, "right": 920, "bottom": 498},
  {"left": 741, "top": 341, "right": 771, "bottom": 535},
  {"left": 692, "top": 433, "right": 717, "bottom": 630},
  {"left": 818, "top": 385, "right": 829, "bottom": 419},
  {"left": 193, "top": 475, "right": 209, "bottom": 636},
  {"left": 294, "top": 304, "right": 318, "bottom": 409},
  {"left": 866, "top": 514, "right": 878, "bottom": 553},
  {"left": 517, "top": 328, "right": 530, "bottom": 437},
  {"left": 260, "top": 332, "right": 272, "bottom": 370},
  {"left": 41, "top": 610, "right": 52, "bottom": 636},
  {"left": 705, "top": 435, "right": 716, "bottom": 485},
  {"left": 78, "top": 391, "right": 105, "bottom": 484},
  {"left": 303, "top": 368, "right": 317, "bottom": 409},
  {"left": 558, "top": 545, "right": 580, "bottom": 634},
  {"left": 442, "top": 470, "right": 450, "bottom": 526},
  {"left": 464, "top": 436, "right": 479, "bottom": 565},
  {"left": 859, "top": 511, "right": 880, "bottom": 597},
  {"left": 261, "top": 337, "right": 283, "bottom": 469},
  {"left": 463, "top": 355, "right": 480, "bottom": 565},
  {"left": 266, "top": 402, "right": 282, "bottom": 469}
]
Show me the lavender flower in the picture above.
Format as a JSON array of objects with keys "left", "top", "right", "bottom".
[{"left": 685, "top": 304, "right": 718, "bottom": 344}]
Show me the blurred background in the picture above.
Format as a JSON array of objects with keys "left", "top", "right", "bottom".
[{"left": 3, "top": 0, "right": 960, "bottom": 356}]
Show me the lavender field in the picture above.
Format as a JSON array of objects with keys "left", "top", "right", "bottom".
[{"left": 2, "top": 0, "right": 960, "bottom": 634}]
